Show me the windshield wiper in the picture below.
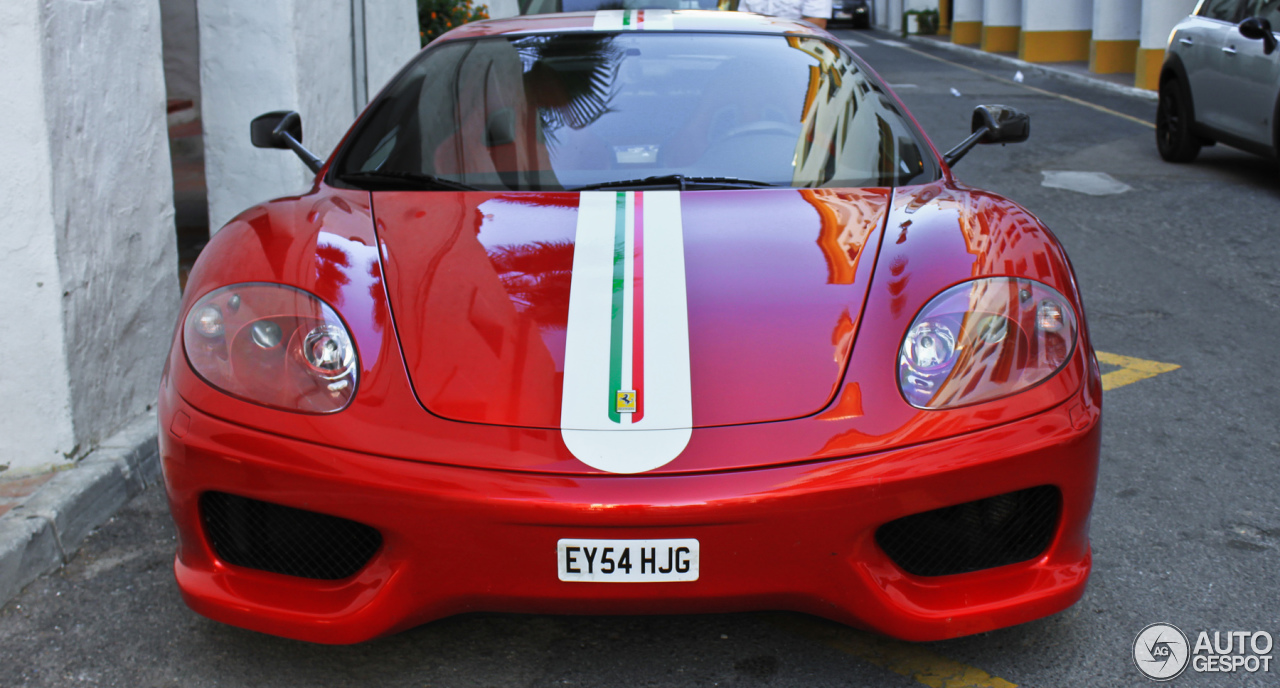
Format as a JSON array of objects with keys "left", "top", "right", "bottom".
[
  {"left": 574, "top": 174, "right": 776, "bottom": 191},
  {"left": 337, "top": 170, "right": 480, "bottom": 191}
]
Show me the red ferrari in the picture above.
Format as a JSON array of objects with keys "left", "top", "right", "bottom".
[{"left": 159, "top": 10, "right": 1101, "bottom": 644}]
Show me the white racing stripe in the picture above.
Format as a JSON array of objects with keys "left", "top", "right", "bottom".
[{"left": 561, "top": 191, "right": 692, "bottom": 474}]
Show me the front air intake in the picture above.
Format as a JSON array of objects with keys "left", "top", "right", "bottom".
[
  {"left": 200, "top": 492, "right": 382, "bottom": 580},
  {"left": 875, "top": 485, "right": 1061, "bottom": 577}
]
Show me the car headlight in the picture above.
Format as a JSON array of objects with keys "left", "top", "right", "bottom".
[
  {"left": 183, "top": 283, "right": 358, "bottom": 413},
  {"left": 898, "top": 277, "right": 1077, "bottom": 409}
]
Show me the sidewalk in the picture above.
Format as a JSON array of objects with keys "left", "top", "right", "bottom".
[
  {"left": 902, "top": 33, "right": 1158, "bottom": 102},
  {"left": 0, "top": 412, "right": 160, "bottom": 608},
  {"left": 0, "top": 473, "right": 56, "bottom": 518}
]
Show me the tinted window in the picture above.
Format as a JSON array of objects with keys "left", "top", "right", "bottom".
[
  {"left": 1199, "top": 0, "right": 1249, "bottom": 21},
  {"left": 335, "top": 33, "right": 936, "bottom": 190},
  {"left": 1257, "top": 0, "right": 1280, "bottom": 24}
]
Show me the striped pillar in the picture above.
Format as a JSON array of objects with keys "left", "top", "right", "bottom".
[
  {"left": 1135, "top": 0, "right": 1198, "bottom": 90},
  {"left": 953, "top": 0, "right": 983, "bottom": 45},
  {"left": 982, "top": 0, "right": 1020, "bottom": 52},
  {"left": 1090, "top": 0, "right": 1140, "bottom": 73},
  {"left": 1019, "top": 0, "right": 1092, "bottom": 63}
]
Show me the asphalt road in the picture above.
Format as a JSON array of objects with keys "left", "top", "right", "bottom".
[{"left": 3, "top": 30, "right": 1279, "bottom": 688}]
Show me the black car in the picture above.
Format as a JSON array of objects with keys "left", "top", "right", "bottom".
[{"left": 832, "top": 0, "right": 870, "bottom": 28}]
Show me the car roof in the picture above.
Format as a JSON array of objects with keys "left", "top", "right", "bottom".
[{"left": 436, "top": 9, "right": 830, "bottom": 42}]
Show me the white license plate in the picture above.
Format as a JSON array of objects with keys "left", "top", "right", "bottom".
[
  {"left": 836, "top": 10, "right": 853, "bottom": 17},
  {"left": 557, "top": 538, "right": 699, "bottom": 582}
]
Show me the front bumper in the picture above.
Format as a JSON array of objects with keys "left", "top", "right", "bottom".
[{"left": 161, "top": 391, "right": 1099, "bottom": 645}]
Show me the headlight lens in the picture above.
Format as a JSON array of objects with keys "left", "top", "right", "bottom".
[
  {"left": 183, "top": 283, "right": 358, "bottom": 413},
  {"left": 898, "top": 277, "right": 1077, "bottom": 409}
]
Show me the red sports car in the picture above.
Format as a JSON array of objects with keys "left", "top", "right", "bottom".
[{"left": 159, "top": 10, "right": 1101, "bottom": 644}]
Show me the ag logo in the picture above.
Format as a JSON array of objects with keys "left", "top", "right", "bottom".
[{"left": 1134, "top": 623, "right": 1190, "bottom": 681}]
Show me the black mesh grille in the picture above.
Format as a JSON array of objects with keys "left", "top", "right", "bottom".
[
  {"left": 875, "top": 486, "right": 1061, "bottom": 577},
  {"left": 200, "top": 492, "right": 382, "bottom": 580}
]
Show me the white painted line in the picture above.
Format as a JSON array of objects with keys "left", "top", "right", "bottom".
[
  {"left": 843, "top": 37, "right": 867, "bottom": 47},
  {"left": 875, "top": 39, "right": 908, "bottom": 47}
]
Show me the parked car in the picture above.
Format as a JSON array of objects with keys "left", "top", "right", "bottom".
[
  {"left": 832, "top": 0, "right": 870, "bottom": 28},
  {"left": 1157, "top": 0, "right": 1280, "bottom": 162},
  {"left": 161, "top": 10, "right": 1100, "bottom": 644}
]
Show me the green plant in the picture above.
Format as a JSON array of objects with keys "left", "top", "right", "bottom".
[
  {"left": 419, "top": 0, "right": 490, "bottom": 46},
  {"left": 902, "top": 8, "right": 940, "bottom": 36}
]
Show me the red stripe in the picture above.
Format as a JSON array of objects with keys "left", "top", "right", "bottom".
[
  {"left": 637, "top": 9, "right": 644, "bottom": 27},
  {"left": 633, "top": 191, "right": 645, "bottom": 422}
]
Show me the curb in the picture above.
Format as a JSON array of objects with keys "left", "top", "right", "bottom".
[
  {"left": 0, "top": 411, "right": 160, "bottom": 607},
  {"left": 899, "top": 33, "right": 1159, "bottom": 102}
]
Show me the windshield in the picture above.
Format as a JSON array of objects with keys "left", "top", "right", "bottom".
[
  {"left": 521, "top": 0, "right": 730, "bottom": 12},
  {"left": 333, "top": 32, "right": 937, "bottom": 191}
]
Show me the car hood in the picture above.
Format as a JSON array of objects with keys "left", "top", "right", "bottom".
[{"left": 373, "top": 188, "right": 889, "bottom": 431}]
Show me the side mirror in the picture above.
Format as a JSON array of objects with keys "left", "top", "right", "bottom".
[
  {"left": 1238, "top": 17, "right": 1277, "bottom": 55},
  {"left": 944, "top": 104, "right": 1031, "bottom": 167},
  {"left": 250, "top": 110, "right": 324, "bottom": 173}
]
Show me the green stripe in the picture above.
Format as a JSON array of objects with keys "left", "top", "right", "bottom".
[
  {"left": 608, "top": 192, "right": 626, "bottom": 423},
  {"left": 622, "top": 10, "right": 631, "bottom": 26}
]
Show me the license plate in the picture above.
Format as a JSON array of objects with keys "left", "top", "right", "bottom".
[
  {"left": 557, "top": 538, "right": 699, "bottom": 582},
  {"left": 836, "top": 10, "right": 852, "bottom": 17}
]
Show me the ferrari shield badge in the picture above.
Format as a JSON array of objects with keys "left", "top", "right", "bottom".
[{"left": 616, "top": 390, "right": 637, "bottom": 414}]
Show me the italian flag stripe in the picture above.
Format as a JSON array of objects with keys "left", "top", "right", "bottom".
[
  {"left": 608, "top": 192, "right": 627, "bottom": 423},
  {"left": 561, "top": 191, "right": 691, "bottom": 473},
  {"left": 592, "top": 9, "right": 672, "bottom": 31},
  {"left": 632, "top": 192, "right": 645, "bottom": 422}
]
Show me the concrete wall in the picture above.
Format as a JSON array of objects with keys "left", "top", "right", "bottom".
[
  {"left": 1020, "top": 0, "right": 1092, "bottom": 61},
  {"left": 1090, "top": 0, "right": 1141, "bottom": 73},
  {"left": 982, "top": 0, "right": 1020, "bottom": 51},
  {"left": 1094, "top": 0, "right": 1140, "bottom": 40},
  {"left": 1022, "top": 0, "right": 1091, "bottom": 32},
  {"left": 363, "top": 0, "right": 423, "bottom": 99},
  {"left": 1, "top": 0, "right": 179, "bottom": 475},
  {"left": 1136, "top": 0, "right": 1197, "bottom": 88},
  {"left": 489, "top": 0, "right": 521, "bottom": 19},
  {"left": 952, "top": 0, "right": 984, "bottom": 44},
  {"left": 160, "top": 0, "right": 201, "bottom": 105},
  {"left": 0, "top": 1, "right": 78, "bottom": 475},
  {"left": 201, "top": 0, "right": 419, "bottom": 231}
]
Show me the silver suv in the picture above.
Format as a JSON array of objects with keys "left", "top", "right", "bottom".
[{"left": 1158, "top": 0, "right": 1280, "bottom": 162}]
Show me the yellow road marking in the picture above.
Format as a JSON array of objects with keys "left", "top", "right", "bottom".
[
  {"left": 771, "top": 615, "right": 1017, "bottom": 688},
  {"left": 1097, "top": 351, "right": 1180, "bottom": 391},
  {"left": 893, "top": 43, "right": 1156, "bottom": 129}
]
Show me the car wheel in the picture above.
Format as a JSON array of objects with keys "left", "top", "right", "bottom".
[{"left": 1156, "top": 77, "right": 1200, "bottom": 163}]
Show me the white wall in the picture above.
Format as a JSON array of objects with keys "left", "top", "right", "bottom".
[
  {"left": 0, "top": 0, "right": 78, "bottom": 475},
  {"left": 1, "top": 0, "right": 179, "bottom": 475},
  {"left": 1022, "top": 0, "right": 1091, "bottom": 32},
  {"left": 1093, "top": 0, "right": 1140, "bottom": 41},
  {"left": 363, "top": 0, "right": 422, "bottom": 99},
  {"left": 954, "top": 0, "right": 984, "bottom": 23},
  {"left": 1140, "top": 0, "right": 1198, "bottom": 49},
  {"left": 489, "top": 0, "right": 521, "bottom": 19},
  {"left": 201, "top": 0, "right": 420, "bottom": 231},
  {"left": 984, "top": 0, "right": 1020, "bottom": 26}
]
